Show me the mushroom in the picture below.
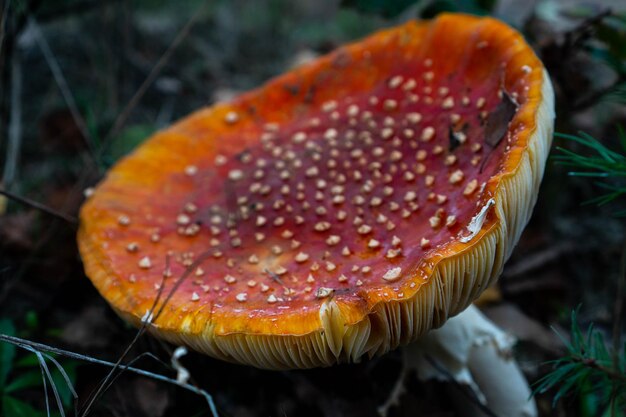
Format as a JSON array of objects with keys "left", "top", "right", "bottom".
[
  {"left": 78, "top": 12, "right": 553, "bottom": 405},
  {"left": 379, "top": 304, "right": 540, "bottom": 417}
]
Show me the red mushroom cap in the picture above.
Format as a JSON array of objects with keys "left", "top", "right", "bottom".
[{"left": 78, "top": 13, "right": 554, "bottom": 369}]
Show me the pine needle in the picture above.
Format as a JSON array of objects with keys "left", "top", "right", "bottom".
[
  {"left": 554, "top": 128, "right": 626, "bottom": 214},
  {"left": 532, "top": 308, "right": 626, "bottom": 412}
]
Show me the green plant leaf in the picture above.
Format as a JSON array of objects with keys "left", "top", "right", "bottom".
[
  {"left": 4, "top": 370, "right": 45, "bottom": 394},
  {"left": 15, "top": 355, "right": 40, "bottom": 369},
  {"left": 23, "top": 312, "right": 38, "bottom": 333},
  {"left": 2, "top": 395, "right": 47, "bottom": 417},
  {"left": 0, "top": 319, "right": 17, "bottom": 390}
]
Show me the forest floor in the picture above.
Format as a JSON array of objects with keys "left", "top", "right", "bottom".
[{"left": 0, "top": 0, "right": 625, "bottom": 416}]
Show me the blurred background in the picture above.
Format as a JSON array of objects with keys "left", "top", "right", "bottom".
[{"left": 0, "top": 0, "right": 625, "bottom": 416}]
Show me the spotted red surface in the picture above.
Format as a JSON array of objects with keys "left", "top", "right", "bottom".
[{"left": 79, "top": 15, "right": 543, "bottom": 335}]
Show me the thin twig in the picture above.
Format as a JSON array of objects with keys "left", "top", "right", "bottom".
[
  {"left": 0, "top": 0, "right": 10, "bottom": 57},
  {"left": 28, "top": 15, "right": 102, "bottom": 172},
  {"left": 568, "top": 355, "right": 626, "bottom": 385},
  {"left": 152, "top": 250, "right": 215, "bottom": 323},
  {"left": 0, "top": 187, "right": 78, "bottom": 225},
  {"left": 564, "top": 8, "right": 613, "bottom": 48},
  {"left": 95, "top": 352, "right": 171, "bottom": 403},
  {"left": 106, "top": 0, "right": 207, "bottom": 139},
  {"left": 79, "top": 249, "right": 214, "bottom": 416},
  {"left": 377, "top": 350, "right": 408, "bottom": 417},
  {"left": 77, "top": 273, "right": 168, "bottom": 417},
  {"left": 571, "top": 74, "right": 626, "bottom": 112},
  {"left": 613, "top": 242, "right": 626, "bottom": 367},
  {"left": 424, "top": 355, "right": 500, "bottom": 417},
  {"left": 503, "top": 242, "right": 576, "bottom": 279},
  {"left": 0, "top": 334, "right": 219, "bottom": 416},
  {"left": 2, "top": 43, "right": 21, "bottom": 186}
]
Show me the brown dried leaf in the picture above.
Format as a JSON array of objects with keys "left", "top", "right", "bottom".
[{"left": 484, "top": 91, "right": 517, "bottom": 148}]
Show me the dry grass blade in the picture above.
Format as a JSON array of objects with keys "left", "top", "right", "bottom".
[
  {"left": 44, "top": 352, "right": 79, "bottom": 404},
  {"left": 0, "top": 334, "right": 219, "bottom": 417},
  {"left": 38, "top": 354, "right": 51, "bottom": 417},
  {"left": 2, "top": 47, "right": 21, "bottom": 186},
  {"left": 27, "top": 15, "right": 102, "bottom": 172},
  {"left": 15, "top": 343, "right": 78, "bottom": 417},
  {"left": 106, "top": 0, "right": 208, "bottom": 139},
  {"left": 79, "top": 249, "right": 216, "bottom": 417},
  {"left": 0, "top": 187, "right": 78, "bottom": 225},
  {"left": 0, "top": 0, "right": 10, "bottom": 55},
  {"left": 613, "top": 242, "right": 626, "bottom": 367},
  {"left": 76, "top": 276, "right": 169, "bottom": 417},
  {"left": 35, "top": 350, "right": 66, "bottom": 417}
]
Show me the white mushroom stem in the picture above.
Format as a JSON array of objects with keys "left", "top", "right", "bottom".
[{"left": 378, "top": 305, "right": 537, "bottom": 417}]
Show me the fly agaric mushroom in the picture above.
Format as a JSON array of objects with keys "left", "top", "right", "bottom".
[{"left": 78, "top": 12, "right": 554, "bottom": 379}]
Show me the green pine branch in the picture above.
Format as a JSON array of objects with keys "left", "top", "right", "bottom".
[
  {"left": 553, "top": 127, "right": 626, "bottom": 215},
  {"left": 533, "top": 309, "right": 626, "bottom": 415}
]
